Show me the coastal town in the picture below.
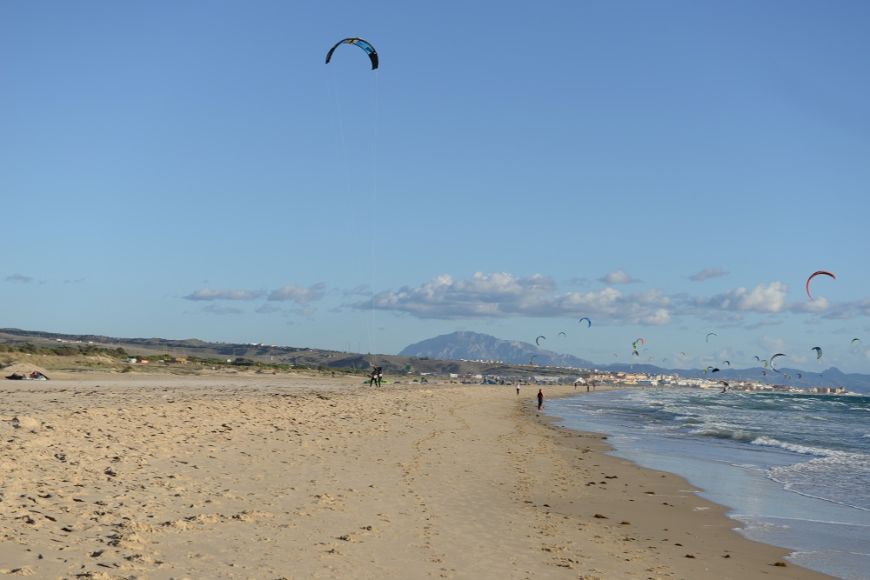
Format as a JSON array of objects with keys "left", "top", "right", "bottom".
[{"left": 450, "top": 365, "right": 849, "bottom": 395}]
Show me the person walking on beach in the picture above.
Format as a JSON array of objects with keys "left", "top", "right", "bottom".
[
  {"left": 537, "top": 388, "right": 544, "bottom": 410},
  {"left": 516, "top": 383, "right": 520, "bottom": 396},
  {"left": 369, "top": 366, "right": 383, "bottom": 387}
]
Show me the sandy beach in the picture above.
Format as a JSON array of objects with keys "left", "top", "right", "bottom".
[{"left": 0, "top": 374, "right": 830, "bottom": 579}]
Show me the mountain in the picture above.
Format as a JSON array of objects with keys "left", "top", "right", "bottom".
[
  {"left": 399, "top": 331, "right": 595, "bottom": 369},
  {"left": 802, "top": 367, "right": 870, "bottom": 393}
]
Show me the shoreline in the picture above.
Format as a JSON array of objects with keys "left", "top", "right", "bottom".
[
  {"left": 528, "top": 386, "right": 835, "bottom": 578},
  {"left": 0, "top": 375, "right": 830, "bottom": 578},
  {"left": 541, "top": 386, "right": 868, "bottom": 580}
]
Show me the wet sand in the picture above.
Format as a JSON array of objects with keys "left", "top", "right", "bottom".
[{"left": 0, "top": 375, "right": 829, "bottom": 578}]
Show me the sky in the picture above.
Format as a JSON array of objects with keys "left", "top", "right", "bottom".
[{"left": 2, "top": 1, "right": 869, "bottom": 372}]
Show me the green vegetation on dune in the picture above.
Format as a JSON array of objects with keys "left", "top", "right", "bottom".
[{"left": 0, "top": 341, "right": 362, "bottom": 377}]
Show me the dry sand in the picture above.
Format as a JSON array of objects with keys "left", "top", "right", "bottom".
[{"left": 0, "top": 375, "right": 830, "bottom": 579}]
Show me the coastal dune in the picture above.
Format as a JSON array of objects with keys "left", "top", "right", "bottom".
[{"left": 0, "top": 376, "right": 828, "bottom": 578}]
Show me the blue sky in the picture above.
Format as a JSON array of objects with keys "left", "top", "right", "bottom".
[{"left": 2, "top": 1, "right": 869, "bottom": 372}]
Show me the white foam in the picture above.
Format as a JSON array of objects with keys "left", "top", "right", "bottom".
[
  {"left": 691, "top": 423, "right": 755, "bottom": 441},
  {"left": 750, "top": 436, "right": 836, "bottom": 457},
  {"left": 768, "top": 453, "right": 870, "bottom": 511}
]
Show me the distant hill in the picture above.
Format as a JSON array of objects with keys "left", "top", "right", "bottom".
[
  {"left": 652, "top": 367, "right": 870, "bottom": 393},
  {"left": 3, "top": 327, "right": 869, "bottom": 393},
  {"left": 0, "top": 328, "right": 584, "bottom": 379},
  {"left": 400, "top": 331, "right": 870, "bottom": 394},
  {"left": 399, "top": 331, "right": 595, "bottom": 368}
]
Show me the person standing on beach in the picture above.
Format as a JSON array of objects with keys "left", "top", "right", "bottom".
[
  {"left": 537, "top": 388, "right": 544, "bottom": 410},
  {"left": 516, "top": 383, "right": 520, "bottom": 396}
]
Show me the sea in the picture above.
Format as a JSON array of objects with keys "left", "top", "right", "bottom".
[{"left": 545, "top": 388, "right": 870, "bottom": 579}]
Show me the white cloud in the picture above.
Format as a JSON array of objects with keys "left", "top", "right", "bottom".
[
  {"left": 357, "top": 272, "right": 669, "bottom": 325},
  {"left": 354, "top": 272, "right": 861, "bottom": 328},
  {"left": 184, "top": 283, "right": 326, "bottom": 307},
  {"left": 184, "top": 288, "right": 264, "bottom": 301},
  {"left": 268, "top": 283, "right": 326, "bottom": 304},
  {"left": 699, "top": 282, "right": 787, "bottom": 313},
  {"left": 598, "top": 269, "right": 640, "bottom": 285},
  {"left": 689, "top": 267, "right": 728, "bottom": 282},
  {"left": 641, "top": 308, "right": 672, "bottom": 325},
  {"left": 790, "top": 296, "right": 830, "bottom": 313}
]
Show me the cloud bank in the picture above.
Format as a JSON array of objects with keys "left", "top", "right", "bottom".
[
  {"left": 183, "top": 272, "right": 869, "bottom": 326},
  {"left": 354, "top": 273, "right": 868, "bottom": 325},
  {"left": 695, "top": 282, "right": 788, "bottom": 313},
  {"left": 356, "top": 272, "right": 670, "bottom": 325},
  {"left": 689, "top": 267, "right": 729, "bottom": 282},
  {"left": 185, "top": 283, "right": 327, "bottom": 315},
  {"left": 184, "top": 289, "right": 265, "bottom": 301},
  {"left": 268, "top": 283, "right": 327, "bottom": 304},
  {"left": 598, "top": 269, "right": 640, "bottom": 285}
]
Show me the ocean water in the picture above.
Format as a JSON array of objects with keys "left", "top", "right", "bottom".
[{"left": 546, "top": 388, "right": 870, "bottom": 579}]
